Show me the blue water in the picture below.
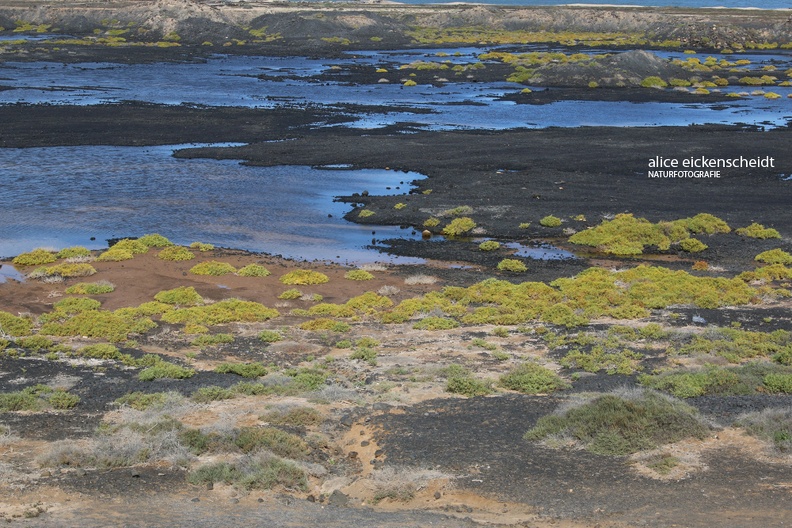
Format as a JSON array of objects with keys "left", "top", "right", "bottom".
[
  {"left": 1, "top": 50, "right": 790, "bottom": 130},
  {"left": 0, "top": 145, "right": 426, "bottom": 264}
]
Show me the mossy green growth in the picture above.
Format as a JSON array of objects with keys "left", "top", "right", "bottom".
[
  {"left": 65, "top": 281, "right": 115, "bottom": 295},
  {"left": 114, "top": 391, "right": 170, "bottom": 411},
  {"left": 413, "top": 316, "right": 459, "bottom": 330},
  {"left": 299, "top": 318, "right": 350, "bottom": 332},
  {"left": 97, "top": 248, "right": 134, "bottom": 262},
  {"left": 279, "top": 270, "right": 329, "bottom": 285},
  {"left": 56, "top": 246, "right": 91, "bottom": 259},
  {"left": 258, "top": 330, "right": 284, "bottom": 343},
  {"left": 479, "top": 241, "right": 501, "bottom": 251},
  {"left": 16, "top": 335, "right": 56, "bottom": 352},
  {"left": 278, "top": 289, "right": 303, "bottom": 300},
  {"left": 736, "top": 223, "right": 781, "bottom": 239},
  {"left": 215, "top": 362, "right": 268, "bottom": 378},
  {"left": 189, "top": 261, "right": 237, "bottom": 276},
  {"left": 446, "top": 375, "right": 494, "bottom": 397},
  {"left": 345, "top": 270, "right": 374, "bottom": 281},
  {"left": 187, "top": 457, "right": 307, "bottom": 491},
  {"left": 154, "top": 286, "right": 204, "bottom": 306},
  {"left": 672, "top": 327, "right": 791, "bottom": 363},
  {"left": 192, "top": 333, "right": 234, "bottom": 347},
  {"left": 359, "top": 209, "right": 376, "bottom": 218},
  {"left": 497, "top": 259, "right": 528, "bottom": 273},
  {"left": 41, "top": 263, "right": 96, "bottom": 278},
  {"left": 190, "top": 242, "right": 215, "bottom": 252},
  {"left": 524, "top": 390, "right": 709, "bottom": 455},
  {"left": 539, "top": 215, "right": 562, "bottom": 228},
  {"left": 237, "top": 264, "right": 271, "bottom": 277},
  {"left": 0, "top": 311, "right": 33, "bottom": 337},
  {"left": 0, "top": 385, "right": 80, "bottom": 412},
  {"left": 640, "top": 363, "right": 792, "bottom": 397},
  {"left": 137, "top": 234, "right": 174, "bottom": 248},
  {"left": 40, "top": 308, "right": 156, "bottom": 342},
  {"left": 442, "top": 217, "right": 476, "bottom": 236},
  {"left": 111, "top": 239, "right": 149, "bottom": 255},
  {"left": 641, "top": 76, "right": 668, "bottom": 88},
  {"left": 161, "top": 299, "right": 279, "bottom": 326},
  {"left": 53, "top": 297, "right": 102, "bottom": 314},
  {"left": 679, "top": 238, "right": 708, "bottom": 253},
  {"left": 12, "top": 248, "right": 56, "bottom": 266},
  {"left": 158, "top": 246, "right": 195, "bottom": 261},
  {"left": 499, "top": 363, "right": 569, "bottom": 394},
  {"left": 755, "top": 249, "right": 792, "bottom": 265},
  {"left": 138, "top": 361, "right": 195, "bottom": 381}
]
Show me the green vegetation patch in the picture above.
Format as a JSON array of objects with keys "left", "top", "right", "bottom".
[
  {"left": 41, "top": 308, "right": 157, "bottom": 342},
  {"left": 300, "top": 318, "right": 350, "bottom": 332},
  {"left": 237, "top": 264, "right": 271, "bottom": 277},
  {"left": 56, "top": 246, "right": 91, "bottom": 259},
  {"left": 65, "top": 281, "right": 115, "bottom": 295},
  {"left": 0, "top": 311, "right": 33, "bottom": 337},
  {"left": 137, "top": 233, "right": 174, "bottom": 248},
  {"left": 215, "top": 362, "right": 268, "bottom": 378},
  {"left": 539, "top": 215, "right": 563, "bottom": 228},
  {"left": 40, "top": 263, "right": 96, "bottom": 278},
  {"left": 524, "top": 390, "right": 709, "bottom": 455},
  {"left": 345, "top": 270, "right": 375, "bottom": 281},
  {"left": 442, "top": 217, "right": 476, "bottom": 236},
  {"left": 53, "top": 297, "right": 101, "bottom": 314},
  {"left": 260, "top": 407, "right": 322, "bottom": 427},
  {"left": 0, "top": 384, "right": 80, "bottom": 412},
  {"left": 497, "top": 259, "right": 528, "bottom": 273},
  {"left": 639, "top": 363, "right": 792, "bottom": 397},
  {"left": 192, "top": 333, "right": 234, "bottom": 347},
  {"left": 97, "top": 248, "right": 134, "bottom": 262},
  {"left": 258, "top": 330, "right": 284, "bottom": 343},
  {"left": 735, "top": 408, "right": 792, "bottom": 452},
  {"left": 188, "top": 456, "right": 307, "bottom": 491},
  {"left": 234, "top": 426, "right": 310, "bottom": 459},
  {"left": 158, "top": 246, "right": 195, "bottom": 261},
  {"left": 413, "top": 316, "right": 459, "bottom": 331},
  {"left": 161, "top": 299, "right": 279, "bottom": 326},
  {"left": 735, "top": 223, "right": 781, "bottom": 239},
  {"left": 755, "top": 249, "right": 792, "bottom": 265},
  {"left": 444, "top": 365, "right": 494, "bottom": 397},
  {"left": 499, "top": 363, "right": 570, "bottom": 394},
  {"left": 479, "top": 240, "right": 501, "bottom": 251},
  {"left": 190, "top": 242, "right": 215, "bottom": 252},
  {"left": 154, "top": 286, "right": 204, "bottom": 306},
  {"left": 114, "top": 391, "right": 169, "bottom": 411},
  {"left": 189, "top": 261, "right": 237, "bottom": 276},
  {"left": 111, "top": 239, "right": 149, "bottom": 255},
  {"left": 12, "top": 248, "right": 56, "bottom": 266},
  {"left": 138, "top": 361, "right": 195, "bottom": 381},
  {"left": 279, "top": 270, "right": 330, "bottom": 285},
  {"left": 671, "top": 327, "right": 792, "bottom": 363},
  {"left": 192, "top": 386, "right": 236, "bottom": 403}
]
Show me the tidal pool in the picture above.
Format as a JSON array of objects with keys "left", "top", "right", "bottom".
[{"left": 0, "top": 144, "right": 426, "bottom": 263}]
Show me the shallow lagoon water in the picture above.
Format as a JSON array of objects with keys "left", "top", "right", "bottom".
[
  {"left": 1, "top": 49, "right": 791, "bottom": 129},
  {"left": 0, "top": 145, "right": 426, "bottom": 263}
]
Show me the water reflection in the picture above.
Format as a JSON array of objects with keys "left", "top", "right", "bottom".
[{"left": 0, "top": 145, "right": 426, "bottom": 264}]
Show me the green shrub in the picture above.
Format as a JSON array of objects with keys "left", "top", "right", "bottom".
[
  {"left": 423, "top": 217, "right": 440, "bottom": 228},
  {"left": 640, "top": 363, "right": 792, "bottom": 397},
  {"left": 53, "top": 297, "right": 101, "bottom": 313},
  {"left": 188, "top": 457, "right": 307, "bottom": 491},
  {"left": 12, "top": 248, "right": 56, "bottom": 266},
  {"left": 48, "top": 390, "right": 81, "bottom": 410},
  {"left": 679, "top": 238, "right": 708, "bottom": 253},
  {"left": 755, "top": 249, "right": 792, "bottom": 265},
  {"left": 641, "top": 76, "right": 668, "bottom": 88},
  {"left": 539, "top": 215, "right": 562, "bottom": 228},
  {"left": 345, "top": 270, "right": 374, "bottom": 281},
  {"left": 299, "top": 318, "right": 350, "bottom": 332},
  {"left": 260, "top": 407, "right": 322, "bottom": 427},
  {"left": 138, "top": 362, "right": 195, "bottom": 381},
  {"left": 114, "top": 392, "right": 169, "bottom": 410},
  {"left": 41, "top": 263, "right": 96, "bottom": 278},
  {"left": 190, "top": 242, "right": 214, "bottom": 252},
  {"left": 524, "top": 390, "right": 709, "bottom": 455},
  {"left": 56, "top": 246, "right": 91, "bottom": 259},
  {"left": 413, "top": 316, "right": 459, "bottom": 330},
  {"left": 189, "top": 261, "right": 237, "bottom": 276},
  {"left": 280, "top": 270, "right": 330, "bottom": 285},
  {"left": 350, "top": 347, "right": 378, "bottom": 365},
  {"left": 359, "top": 209, "right": 376, "bottom": 218},
  {"left": 42, "top": 309, "right": 156, "bottom": 342},
  {"left": 442, "top": 205, "right": 474, "bottom": 217},
  {"left": 111, "top": 239, "right": 149, "bottom": 255},
  {"left": 497, "top": 259, "right": 527, "bottom": 273},
  {"left": 215, "top": 362, "right": 268, "bottom": 378},
  {"left": 97, "top": 248, "right": 134, "bottom": 262},
  {"left": 278, "top": 288, "right": 303, "bottom": 300},
  {"left": 736, "top": 223, "right": 781, "bottom": 239},
  {"left": 561, "top": 346, "right": 643, "bottom": 375},
  {"left": 161, "top": 299, "right": 279, "bottom": 326},
  {"left": 192, "top": 386, "right": 236, "bottom": 403},
  {"left": 499, "top": 363, "right": 569, "bottom": 394},
  {"left": 158, "top": 246, "right": 195, "bottom": 261},
  {"left": 65, "top": 281, "right": 115, "bottom": 295},
  {"left": 442, "top": 217, "right": 476, "bottom": 236},
  {"left": 479, "top": 240, "right": 501, "bottom": 251},
  {"left": 234, "top": 427, "right": 310, "bottom": 459},
  {"left": 137, "top": 234, "right": 174, "bottom": 248},
  {"left": 763, "top": 373, "right": 792, "bottom": 393},
  {"left": 154, "top": 286, "right": 204, "bottom": 306},
  {"left": 446, "top": 375, "right": 494, "bottom": 397},
  {"left": 0, "top": 311, "right": 32, "bottom": 337},
  {"left": 735, "top": 408, "right": 792, "bottom": 452},
  {"left": 16, "top": 335, "right": 56, "bottom": 352},
  {"left": 258, "top": 330, "right": 284, "bottom": 343},
  {"left": 237, "top": 264, "right": 271, "bottom": 277}
]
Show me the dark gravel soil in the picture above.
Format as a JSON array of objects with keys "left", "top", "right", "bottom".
[{"left": 371, "top": 394, "right": 792, "bottom": 527}]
